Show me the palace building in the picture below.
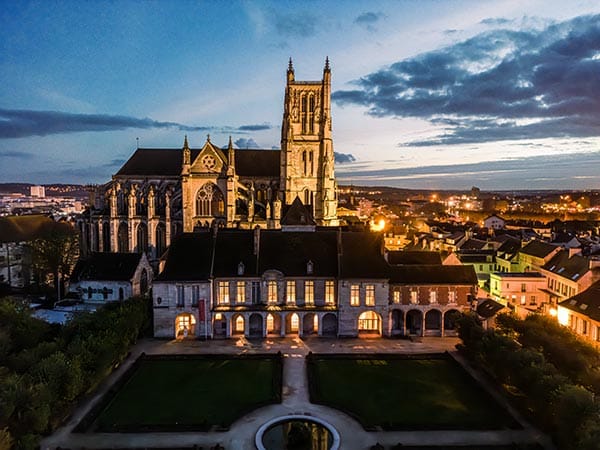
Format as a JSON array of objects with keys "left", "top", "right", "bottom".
[{"left": 78, "top": 59, "right": 338, "bottom": 262}]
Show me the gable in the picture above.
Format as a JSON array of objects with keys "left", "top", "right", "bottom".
[{"left": 190, "top": 141, "right": 228, "bottom": 174}]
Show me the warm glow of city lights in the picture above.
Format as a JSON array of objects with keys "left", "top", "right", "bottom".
[
  {"left": 370, "top": 218, "right": 386, "bottom": 232},
  {"left": 557, "top": 307, "right": 569, "bottom": 326}
]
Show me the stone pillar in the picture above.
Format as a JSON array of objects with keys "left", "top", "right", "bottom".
[
  {"left": 98, "top": 221, "right": 104, "bottom": 252},
  {"left": 441, "top": 311, "right": 445, "bottom": 337},
  {"left": 263, "top": 313, "right": 268, "bottom": 338},
  {"left": 280, "top": 313, "right": 286, "bottom": 337},
  {"left": 422, "top": 313, "right": 426, "bottom": 337},
  {"left": 317, "top": 313, "right": 322, "bottom": 336},
  {"left": 165, "top": 191, "right": 172, "bottom": 246}
]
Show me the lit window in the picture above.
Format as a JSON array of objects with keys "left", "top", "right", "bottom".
[
  {"left": 286, "top": 281, "right": 296, "bottom": 305},
  {"left": 267, "top": 314, "right": 275, "bottom": 332},
  {"left": 290, "top": 313, "right": 299, "bottom": 332},
  {"left": 448, "top": 291, "right": 457, "bottom": 304},
  {"left": 520, "top": 295, "right": 526, "bottom": 305},
  {"left": 236, "top": 281, "right": 245, "bottom": 304},
  {"left": 365, "top": 284, "right": 375, "bottom": 306},
  {"left": 410, "top": 290, "right": 418, "bottom": 304},
  {"left": 305, "top": 281, "right": 314, "bottom": 305},
  {"left": 325, "top": 280, "right": 335, "bottom": 305},
  {"left": 218, "top": 281, "right": 229, "bottom": 305},
  {"left": 429, "top": 290, "right": 437, "bottom": 304},
  {"left": 268, "top": 281, "right": 278, "bottom": 305},
  {"left": 350, "top": 285, "right": 360, "bottom": 306},
  {"left": 392, "top": 289, "right": 400, "bottom": 304},
  {"left": 314, "top": 314, "right": 319, "bottom": 330}
]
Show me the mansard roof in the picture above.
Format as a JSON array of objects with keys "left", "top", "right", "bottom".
[
  {"left": 388, "top": 265, "right": 478, "bottom": 285},
  {"left": 212, "top": 230, "right": 258, "bottom": 277},
  {"left": 339, "top": 232, "right": 390, "bottom": 279},
  {"left": 542, "top": 250, "right": 590, "bottom": 281},
  {"left": 559, "top": 280, "right": 600, "bottom": 321},
  {"left": 114, "top": 147, "right": 279, "bottom": 178},
  {"left": 156, "top": 232, "right": 214, "bottom": 281},
  {"left": 71, "top": 252, "right": 144, "bottom": 282},
  {"left": 258, "top": 230, "right": 338, "bottom": 276},
  {"left": 519, "top": 240, "right": 559, "bottom": 259},
  {"left": 386, "top": 251, "right": 442, "bottom": 265}
]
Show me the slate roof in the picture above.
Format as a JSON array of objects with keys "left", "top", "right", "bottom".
[
  {"left": 460, "top": 238, "right": 488, "bottom": 250},
  {"left": 258, "top": 230, "right": 338, "bottom": 276},
  {"left": 156, "top": 232, "right": 214, "bottom": 281},
  {"left": 71, "top": 252, "right": 143, "bottom": 281},
  {"left": 543, "top": 250, "right": 590, "bottom": 281},
  {"left": 519, "top": 240, "right": 559, "bottom": 259},
  {"left": 477, "top": 298, "right": 506, "bottom": 318},
  {"left": 0, "top": 215, "right": 71, "bottom": 243},
  {"left": 212, "top": 230, "right": 258, "bottom": 277},
  {"left": 388, "top": 265, "right": 477, "bottom": 285},
  {"left": 281, "top": 197, "right": 316, "bottom": 226},
  {"left": 339, "top": 232, "right": 391, "bottom": 279},
  {"left": 114, "top": 148, "right": 279, "bottom": 178},
  {"left": 559, "top": 280, "right": 600, "bottom": 321},
  {"left": 386, "top": 251, "right": 442, "bottom": 265}
]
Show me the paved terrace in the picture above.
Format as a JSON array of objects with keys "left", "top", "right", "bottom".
[{"left": 41, "top": 337, "right": 554, "bottom": 450}]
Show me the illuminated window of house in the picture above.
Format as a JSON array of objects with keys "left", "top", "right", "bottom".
[
  {"left": 448, "top": 290, "right": 457, "bottom": 304},
  {"left": 520, "top": 295, "right": 526, "bottom": 305},
  {"left": 429, "top": 290, "right": 437, "bottom": 304},
  {"left": 393, "top": 289, "right": 401, "bottom": 304},
  {"left": 350, "top": 285, "right": 360, "bottom": 306},
  {"left": 235, "top": 316, "right": 244, "bottom": 333},
  {"left": 305, "top": 281, "right": 314, "bottom": 305},
  {"left": 530, "top": 295, "right": 537, "bottom": 305},
  {"left": 290, "top": 313, "right": 299, "bottom": 332},
  {"left": 365, "top": 284, "right": 375, "bottom": 306},
  {"left": 410, "top": 290, "right": 418, "bottom": 304},
  {"left": 313, "top": 314, "right": 319, "bottom": 330},
  {"left": 325, "top": 280, "right": 335, "bottom": 305},
  {"left": 267, "top": 281, "right": 278, "bottom": 304},
  {"left": 236, "top": 281, "right": 245, "bottom": 304},
  {"left": 286, "top": 281, "right": 296, "bottom": 305},
  {"left": 218, "top": 281, "right": 229, "bottom": 304}
]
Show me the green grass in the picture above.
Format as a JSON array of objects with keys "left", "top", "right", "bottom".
[
  {"left": 94, "top": 356, "right": 281, "bottom": 431},
  {"left": 308, "top": 356, "right": 518, "bottom": 430}
]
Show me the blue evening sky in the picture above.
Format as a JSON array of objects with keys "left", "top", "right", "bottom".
[{"left": 1, "top": 0, "right": 600, "bottom": 189}]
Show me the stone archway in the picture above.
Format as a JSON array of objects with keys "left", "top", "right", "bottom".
[
  {"left": 249, "top": 313, "right": 264, "bottom": 338},
  {"left": 406, "top": 309, "right": 423, "bottom": 336},
  {"left": 266, "top": 313, "right": 281, "bottom": 336},
  {"left": 303, "top": 313, "right": 318, "bottom": 336},
  {"left": 391, "top": 309, "right": 404, "bottom": 336},
  {"left": 175, "top": 313, "right": 196, "bottom": 339},
  {"left": 232, "top": 314, "right": 245, "bottom": 336},
  {"left": 358, "top": 311, "right": 382, "bottom": 335},
  {"left": 213, "top": 313, "right": 227, "bottom": 338},
  {"left": 322, "top": 313, "right": 338, "bottom": 337},
  {"left": 425, "top": 309, "right": 442, "bottom": 336},
  {"left": 285, "top": 312, "right": 300, "bottom": 334},
  {"left": 444, "top": 309, "right": 462, "bottom": 336}
]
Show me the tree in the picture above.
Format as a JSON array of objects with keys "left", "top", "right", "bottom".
[{"left": 29, "top": 222, "right": 78, "bottom": 301}]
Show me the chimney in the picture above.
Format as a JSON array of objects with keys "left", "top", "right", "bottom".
[{"left": 253, "top": 226, "right": 260, "bottom": 256}]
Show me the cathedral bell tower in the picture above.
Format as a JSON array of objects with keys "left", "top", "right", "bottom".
[{"left": 280, "top": 58, "right": 338, "bottom": 226}]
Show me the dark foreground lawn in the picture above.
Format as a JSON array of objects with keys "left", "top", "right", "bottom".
[
  {"left": 308, "top": 354, "right": 518, "bottom": 430},
  {"left": 93, "top": 355, "right": 282, "bottom": 432}
]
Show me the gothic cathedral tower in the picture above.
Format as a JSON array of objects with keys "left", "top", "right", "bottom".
[{"left": 280, "top": 58, "right": 338, "bottom": 226}]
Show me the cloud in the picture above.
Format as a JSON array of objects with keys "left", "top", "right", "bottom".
[
  {"left": 273, "top": 10, "right": 319, "bottom": 38},
  {"left": 354, "top": 12, "right": 385, "bottom": 31},
  {"left": 0, "top": 150, "right": 35, "bottom": 159},
  {"left": 234, "top": 138, "right": 260, "bottom": 149},
  {"left": 479, "top": 17, "right": 512, "bottom": 26},
  {"left": 0, "top": 109, "right": 269, "bottom": 139},
  {"left": 333, "top": 14, "right": 600, "bottom": 145},
  {"left": 102, "top": 158, "right": 126, "bottom": 167},
  {"left": 334, "top": 152, "right": 356, "bottom": 163}
]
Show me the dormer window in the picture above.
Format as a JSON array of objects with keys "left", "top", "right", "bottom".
[
  {"left": 306, "top": 260, "right": 314, "bottom": 275},
  {"left": 237, "top": 262, "right": 245, "bottom": 276}
]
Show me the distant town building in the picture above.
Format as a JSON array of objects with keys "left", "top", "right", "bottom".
[
  {"left": 558, "top": 280, "right": 600, "bottom": 346},
  {"left": 30, "top": 185, "right": 45, "bottom": 198}
]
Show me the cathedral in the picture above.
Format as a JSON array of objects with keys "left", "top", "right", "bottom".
[{"left": 80, "top": 59, "right": 339, "bottom": 261}]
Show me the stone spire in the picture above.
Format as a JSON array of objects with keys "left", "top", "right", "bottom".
[
  {"left": 287, "top": 57, "right": 295, "bottom": 83},
  {"left": 227, "top": 136, "right": 235, "bottom": 175},
  {"left": 182, "top": 135, "right": 191, "bottom": 172}
]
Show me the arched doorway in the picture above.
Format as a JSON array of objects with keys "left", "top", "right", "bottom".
[
  {"left": 406, "top": 309, "right": 423, "bottom": 336},
  {"left": 358, "top": 311, "right": 382, "bottom": 335},
  {"left": 136, "top": 222, "right": 148, "bottom": 253},
  {"left": 322, "top": 313, "right": 338, "bottom": 337},
  {"left": 117, "top": 222, "right": 128, "bottom": 252},
  {"left": 266, "top": 313, "right": 281, "bottom": 336},
  {"left": 175, "top": 313, "right": 196, "bottom": 339},
  {"left": 391, "top": 309, "right": 404, "bottom": 336},
  {"left": 425, "top": 309, "right": 442, "bottom": 336},
  {"left": 444, "top": 309, "right": 462, "bottom": 336},
  {"left": 303, "top": 313, "right": 318, "bottom": 336},
  {"left": 232, "top": 314, "right": 245, "bottom": 336},
  {"left": 285, "top": 313, "right": 300, "bottom": 334},
  {"left": 249, "top": 313, "right": 263, "bottom": 338},
  {"left": 213, "top": 313, "right": 227, "bottom": 338}
]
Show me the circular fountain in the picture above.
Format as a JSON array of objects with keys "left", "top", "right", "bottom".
[{"left": 255, "top": 414, "right": 340, "bottom": 450}]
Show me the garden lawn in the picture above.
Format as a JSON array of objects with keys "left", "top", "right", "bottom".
[
  {"left": 308, "top": 356, "right": 517, "bottom": 430},
  {"left": 94, "top": 356, "right": 281, "bottom": 431}
]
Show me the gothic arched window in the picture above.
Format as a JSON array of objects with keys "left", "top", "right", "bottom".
[
  {"left": 308, "top": 94, "right": 315, "bottom": 134},
  {"left": 196, "top": 183, "right": 225, "bottom": 217},
  {"left": 301, "top": 94, "right": 308, "bottom": 133}
]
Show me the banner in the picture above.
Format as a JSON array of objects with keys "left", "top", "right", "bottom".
[{"left": 199, "top": 298, "right": 206, "bottom": 321}]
